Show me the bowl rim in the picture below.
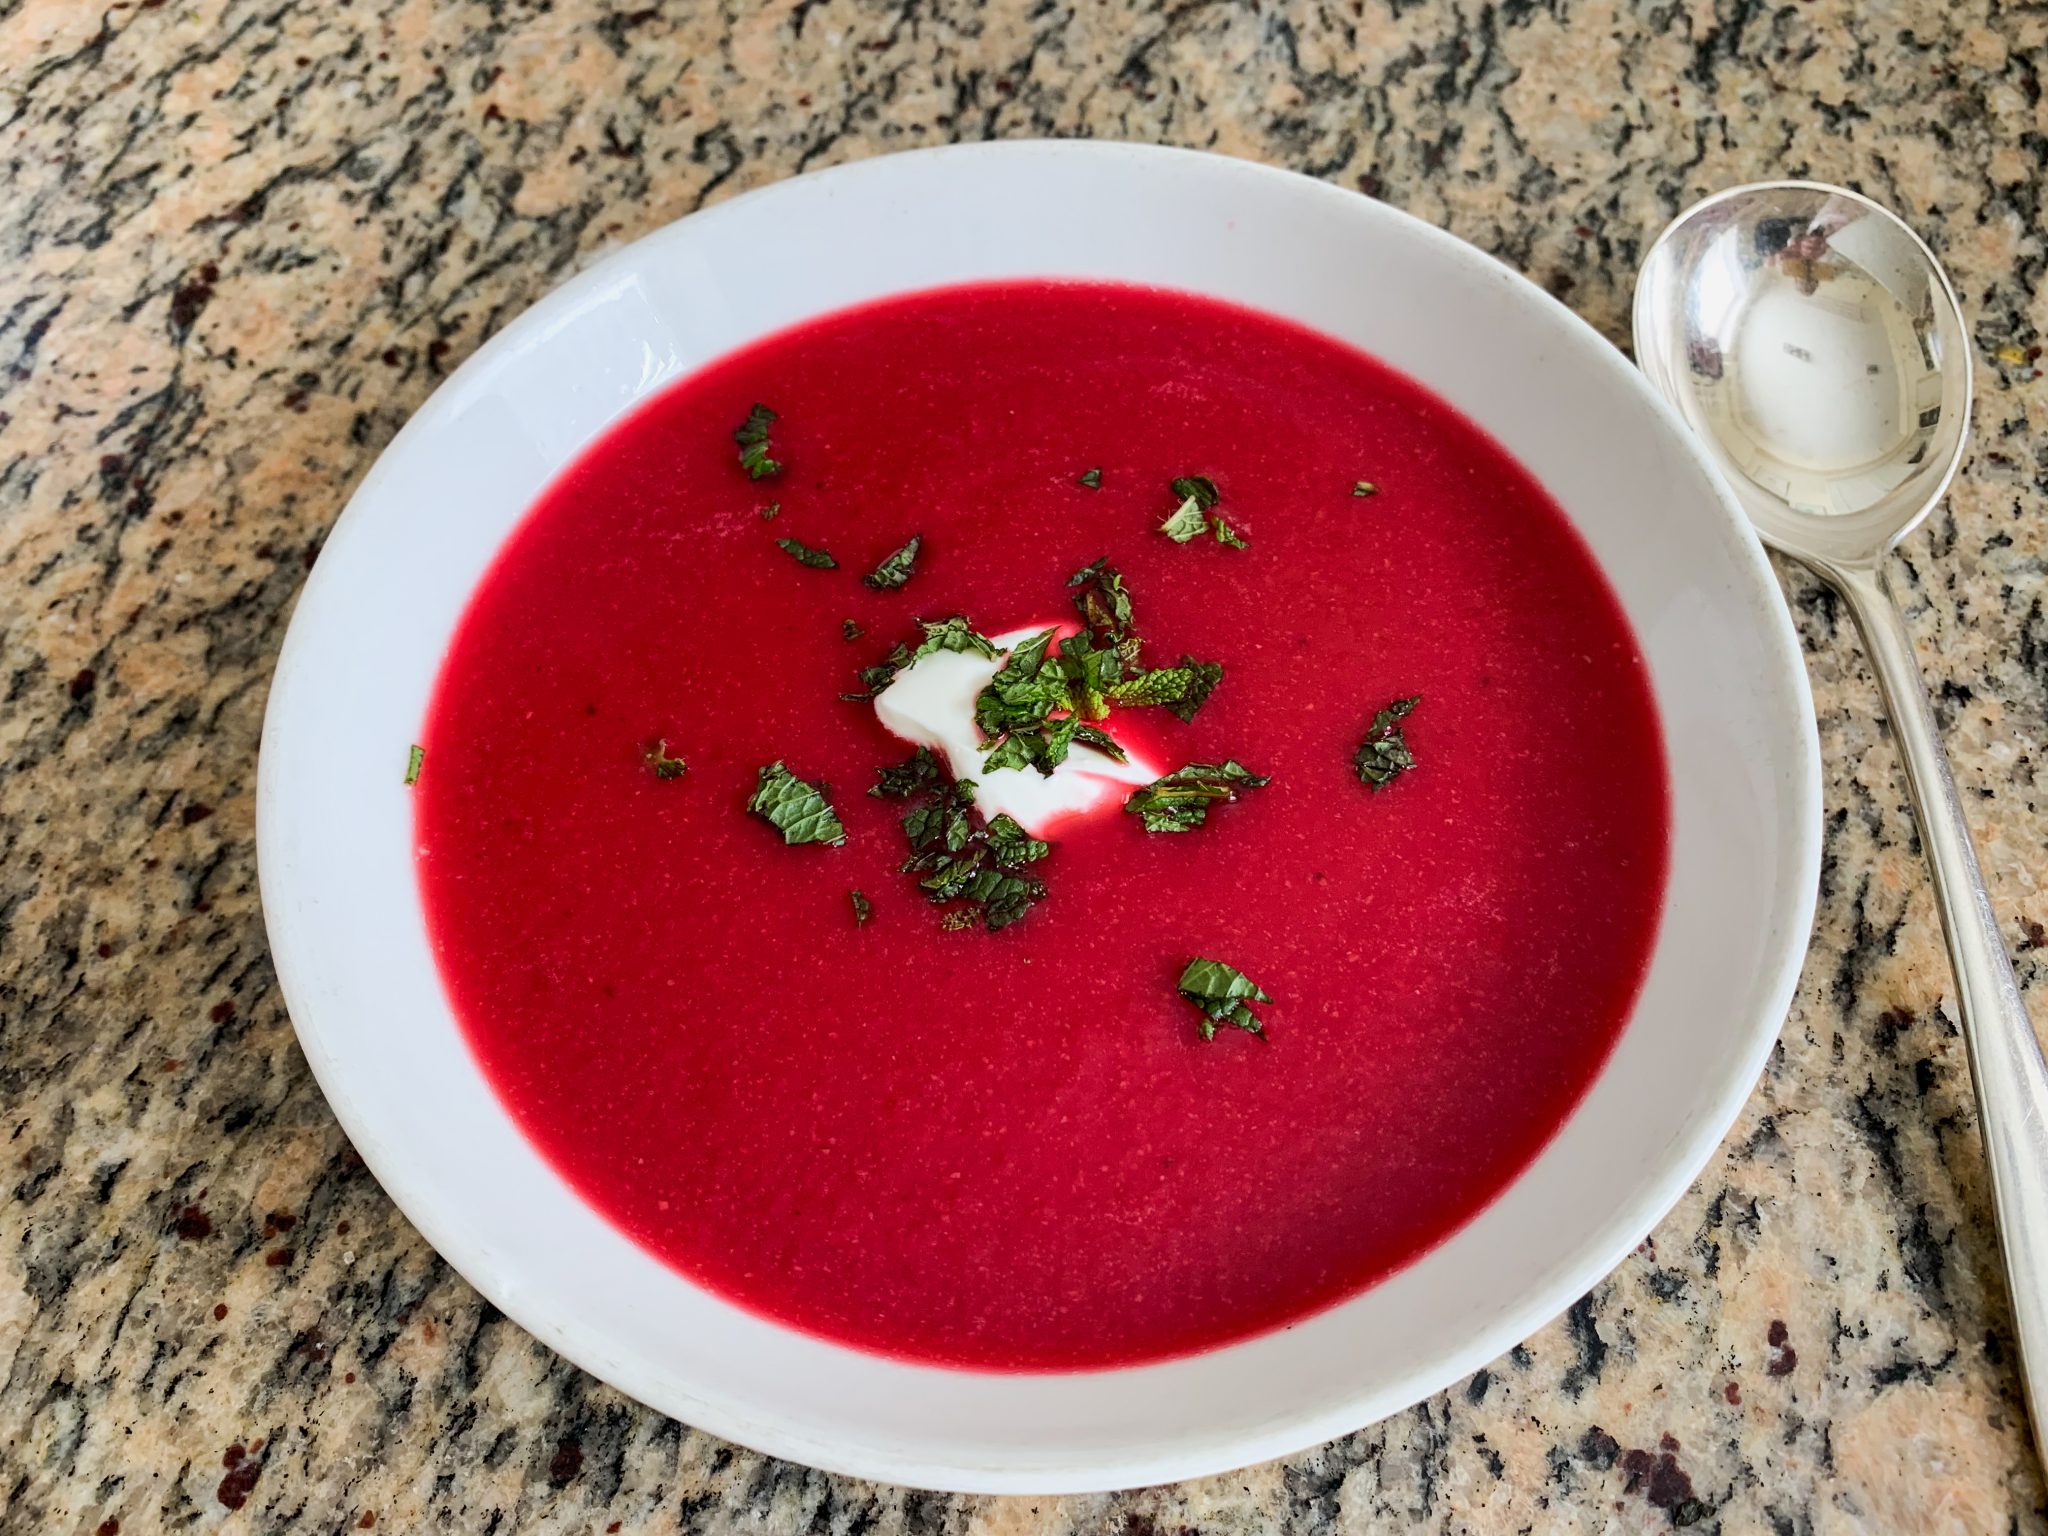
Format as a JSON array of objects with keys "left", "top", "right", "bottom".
[{"left": 258, "top": 139, "right": 1822, "bottom": 1493}]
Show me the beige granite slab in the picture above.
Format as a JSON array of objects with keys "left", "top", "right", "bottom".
[{"left": 3, "top": 0, "right": 2047, "bottom": 1530}]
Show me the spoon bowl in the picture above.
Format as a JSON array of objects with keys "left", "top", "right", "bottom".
[{"left": 1634, "top": 181, "right": 1973, "bottom": 566}]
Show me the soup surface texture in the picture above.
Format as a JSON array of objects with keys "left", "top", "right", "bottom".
[{"left": 415, "top": 281, "right": 1669, "bottom": 1369}]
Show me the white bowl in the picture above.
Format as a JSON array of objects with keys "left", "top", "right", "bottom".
[{"left": 257, "top": 142, "right": 1820, "bottom": 1493}]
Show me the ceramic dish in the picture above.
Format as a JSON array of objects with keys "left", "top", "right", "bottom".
[{"left": 257, "top": 141, "right": 1821, "bottom": 1493}]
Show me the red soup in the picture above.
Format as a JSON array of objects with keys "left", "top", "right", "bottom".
[{"left": 415, "top": 281, "right": 1669, "bottom": 1370}]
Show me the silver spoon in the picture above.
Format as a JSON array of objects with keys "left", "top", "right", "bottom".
[{"left": 1635, "top": 181, "right": 2048, "bottom": 1459}]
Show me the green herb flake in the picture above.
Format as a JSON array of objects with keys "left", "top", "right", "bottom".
[
  {"left": 912, "top": 854, "right": 1045, "bottom": 931},
  {"left": 759, "top": 501, "right": 782, "bottom": 520},
  {"left": 644, "top": 739, "right": 687, "bottom": 780},
  {"left": 842, "top": 618, "right": 863, "bottom": 641},
  {"left": 1072, "top": 722, "right": 1128, "bottom": 763},
  {"left": 1125, "top": 760, "right": 1270, "bottom": 833},
  {"left": 404, "top": 744, "right": 424, "bottom": 786},
  {"left": 1177, "top": 957, "right": 1273, "bottom": 1040},
  {"left": 862, "top": 534, "right": 923, "bottom": 591},
  {"left": 734, "top": 403, "right": 782, "bottom": 480},
  {"left": 984, "top": 813, "right": 1050, "bottom": 868},
  {"left": 1109, "top": 655, "right": 1223, "bottom": 722},
  {"left": 1351, "top": 480, "right": 1378, "bottom": 498},
  {"left": 1354, "top": 695, "right": 1420, "bottom": 791},
  {"left": 871, "top": 746, "right": 943, "bottom": 799},
  {"left": 977, "top": 565, "right": 1222, "bottom": 773},
  {"left": 1161, "top": 475, "right": 1244, "bottom": 549},
  {"left": 911, "top": 615, "right": 998, "bottom": 662},
  {"left": 979, "top": 872, "right": 1045, "bottom": 930},
  {"left": 850, "top": 889, "right": 872, "bottom": 926},
  {"left": 978, "top": 733, "right": 1038, "bottom": 773},
  {"left": 845, "top": 616, "right": 995, "bottom": 700},
  {"left": 904, "top": 795, "right": 974, "bottom": 854},
  {"left": 958, "top": 563, "right": 1234, "bottom": 776},
  {"left": 1077, "top": 467, "right": 1102, "bottom": 489},
  {"left": 776, "top": 536, "right": 837, "bottom": 570},
  {"left": 1159, "top": 494, "right": 1209, "bottom": 543},
  {"left": 1059, "top": 631, "right": 1121, "bottom": 720},
  {"left": 973, "top": 627, "right": 1078, "bottom": 776},
  {"left": 1068, "top": 559, "right": 1138, "bottom": 660},
  {"left": 890, "top": 758, "right": 1049, "bottom": 931},
  {"left": 747, "top": 760, "right": 846, "bottom": 845},
  {"left": 851, "top": 641, "right": 913, "bottom": 699}
]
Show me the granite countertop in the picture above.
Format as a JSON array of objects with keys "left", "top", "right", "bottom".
[{"left": 5, "top": 0, "right": 2047, "bottom": 1529}]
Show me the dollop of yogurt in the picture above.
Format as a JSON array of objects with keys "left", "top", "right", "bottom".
[{"left": 874, "top": 626, "right": 1157, "bottom": 837}]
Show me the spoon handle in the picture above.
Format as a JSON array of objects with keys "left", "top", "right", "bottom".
[{"left": 1824, "top": 557, "right": 2048, "bottom": 1449}]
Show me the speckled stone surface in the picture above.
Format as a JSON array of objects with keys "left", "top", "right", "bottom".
[{"left": 4, "top": 0, "right": 2047, "bottom": 1530}]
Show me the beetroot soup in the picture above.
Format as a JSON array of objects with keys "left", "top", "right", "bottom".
[{"left": 413, "top": 281, "right": 1669, "bottom": 1370}]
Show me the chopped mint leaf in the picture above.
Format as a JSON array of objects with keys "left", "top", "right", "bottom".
[
  {"left": 1177, "top": 957, "right": 1272, "bottom": 1040},
  {"left": 1068, "top": 558, "right": 1142, "bottom": 674},
  {"left": 1072, "top": 722, "right": 1128, "bottom": 763},
  {"left": 914, "top": 852, "right": 1045, "bottom": 930},
  {"left": 967, "top": 565, "right": 1223, "bottom": 775},
  {"left": 974, "top": 628, "right": 1061, "bottom": 723},
  {"left": 974, "top": 626, "right": 1080, "bottom": 776},
  {"left": 734, "top": 403, "right": 782, "bottom": 479},
  {"left": 850, "top": 889, "right": 872, "bottom": 925},
  {"left": 1165, "top": 658, "right": 1224, "bottom": 722},
  {"left": 848, "top": 616, "right": 998, "bottom": 703},
  {"left": 842, "top": 618, "right": 863, "bottom": 641},
  {"left": 759, "top": 501, "right": 782, "bottom": 520},
  {"left": 1040, "top": 713, "right": 1085, "bottom": 771},
  {"left": 997, "top": 625, "right": 1059, "bottom": 682},
  {"left": 1125, "top": 760, "right": 1269, "bottom": 833},
  {"left": 1077, "top": 467, "right": 1102, "bottom": 489},
  {"left": 978, "top": 716, "right": 1081, "bottom": 774},
  {"left": 863, "top": 534, "right": 923, "bottom": 591},
  {"left": 978, "top": 732, "right": 1038, "bottom": 773},
  {"left": 1160, "top": 494, "right": 1209, "bottom": 542},
  {"left": 872, "top": 746, "right": 943, "bottom": 799},
  {"left": 871, "top": 643, "right": 914, "bottom": 677},
  {"left": 1162, "top": 475, "right": 1244, "bottom": 549},
  {"left": 984, "top": 813, "right": 1049, "bottom": 868},
  {"left": 1352, "top": 480, "right": 1378, "bottom": 498},
  {"left": 892, "top": 759, "right": 1048, "bottom": 931},
  {"left": 1110, "top": 656, "right": 1223, "bottom": 722},
  {"left": 911, "top": 615, "right": 996, "bottom": 661},
  {"left": 904, "top": 795, "right": 975, "bottom": 853},
  {"left": 846, "top": 616, "right": 990, "bottom": 702},
  {"left": 851, "top": 641, "right": 913, "bottom": 699},
  {"left": 1059, "top": 631, "right": 1122, "bottom": 719},
  {"left": 899, "top": 766, "right": 975, "bottom": 852},
  {"left": 644, "top": 738, "right": 687, "bottom": 780},
  {"left": 404, "top": 744, "right": 424, "bottom": 786},
  {"left": 1354, "top": 695, "right": 1420, "bottom": 790},
  {"left": 1106, "top": 670, "right": 1183, "bottom": 707},
  {"left": 747, "top": 760, "right": 845, "bottom": 845},
  {"left": 776, "top": 536, "right": 836, "bottom": 570},
  {"left": 1068, "top": 558, "right": 1136, "bottom": 642},
  {"left": 979, "top": 870, "right": 1046, "bottom": 930}
]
